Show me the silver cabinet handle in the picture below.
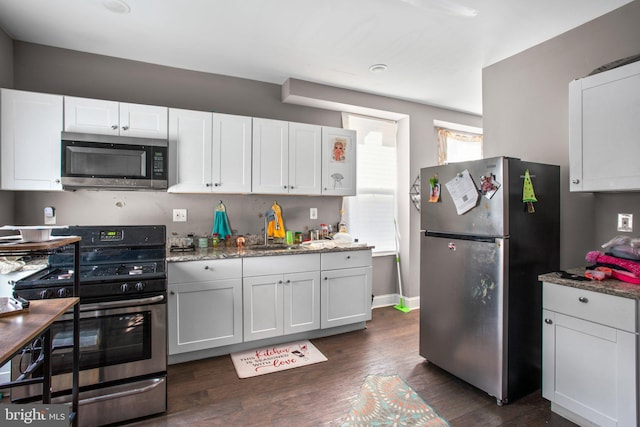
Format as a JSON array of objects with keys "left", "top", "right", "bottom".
[
  {"left": 578, "top": 296, "right": 588, "bottom": 303},
  {"left": 571, "top": 179, "right": 580, "bottom": 184},
  {"left": 204, "top": 265, "right": 211, "bottom": 270},
  {"left": 55, "top": 178, "right": 61, "bottom": 184},
  {"left": 111, "top": 125, "right": 118, "bottom": 130},
  {"left": 278, "top": 280, "right": 283, "bottom": 284},
  {"left": 122, "top": 125, "right": 129, "bottom": 131},
  {"left": 214, "top": 183, "right": 220, "bottom": 187},
  {"left": 544, "top": 318, "right": 553, "bottom": 324},
  {"left": 324, "top": 277, "right": 328, "bottom": 280},
  {"left": 170, "top": 291, "right": 175, "bottom": 295},
  {"left": 286, "top": 280, "right": 291, "bottom": 284},
  {"left": 206, "top": 183, "right": 212, "bottom": 187},
  {"left": 290, "top": 186, "right": 294, "bottom": 189},
  {"left": 283, "top": 185, "right": 288, "bottom": 189}
]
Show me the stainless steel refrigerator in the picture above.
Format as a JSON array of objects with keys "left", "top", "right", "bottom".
[{"left": 419, "top": 156, "right": 559, "bottom": 405}]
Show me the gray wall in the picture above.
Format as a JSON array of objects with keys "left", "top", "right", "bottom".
[
  {"left": 8, "top": 41, "right": 482, "bottom": 300},
  {"left": 0, "top": 27, "right": 15, "bottom": 230},
  {"left": 482, "top": 0, "right": 640, "bottom": 268}
]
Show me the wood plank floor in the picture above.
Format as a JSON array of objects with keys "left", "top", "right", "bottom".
[{"left": 126, "top": 307, "right": 578, "bottom": 427}]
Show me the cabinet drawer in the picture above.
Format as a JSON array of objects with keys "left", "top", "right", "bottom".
[
  {"left": 168, "top": 258, "right": 242, "bottom": 283},
  {"left": 243, "top": 253, "right": 320, "bottom": 276},
  {"left": 321, "top": 250, "right": 371, "bottom": 270},
  {"left": 543, "top": 282, "right": 637, "bottom": 332}
]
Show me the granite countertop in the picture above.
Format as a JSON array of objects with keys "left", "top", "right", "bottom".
[
  {"left": 167, "top": 243, "right": 374, "bottom": 262},
  {"left": 539, "top": 268, "right": 640, "bottom": 300}
]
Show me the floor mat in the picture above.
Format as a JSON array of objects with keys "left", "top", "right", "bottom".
[
  {"left": 342, "top": 374, "right": 450, "bottom": 426},
  {"left": 230, "top": 339, "right": 327, "bottom": 378}
]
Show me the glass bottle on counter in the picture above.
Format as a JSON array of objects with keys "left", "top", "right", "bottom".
[{"left": 321, "top": 223, "right": 329, "bottom": 238}]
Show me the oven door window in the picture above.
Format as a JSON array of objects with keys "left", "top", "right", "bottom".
[
  {"left": 50, "top": 311, "right": 152, "bottom": 374},
  {"left": 63, "top": 142, "right": 147, "bottom": 178}
]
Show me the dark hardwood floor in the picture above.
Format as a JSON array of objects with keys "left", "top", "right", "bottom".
[{"left": 127, "top": 307, "right": 577, "bottom": 427}]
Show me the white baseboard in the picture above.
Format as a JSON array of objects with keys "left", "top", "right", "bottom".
[{"left": 372, "top": 293, "right": 420, "bottom": 311}]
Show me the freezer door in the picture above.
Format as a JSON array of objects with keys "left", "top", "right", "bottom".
[
  {"left": 420, "top": 157, "right": 506, "bottom": 236},
  {"left": 419, "top": 234, "right": 506, "bottom": 401}
]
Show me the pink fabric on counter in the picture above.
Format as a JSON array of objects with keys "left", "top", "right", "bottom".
[{"left": 585, "top": 251, "right": 640, "bottom": 276}]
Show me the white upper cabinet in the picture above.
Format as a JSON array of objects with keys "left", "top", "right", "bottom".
[
  {"left": 1, "top": 89, "right": 63, "bottom": 191},
  {"left": 64, "top": 96, "right": 168, "bottom": 139},
  {"left": 168, "top": 109, "right": 251, "bottom": 193},
  {"left": 252, "top": 118, "right": 289, "bottom": 194},
  {"left": 321, "top": 127, "right": 356, "bottom": 196},
  {"left": 569, "top": 60, "right": 640, "bottom": 192},
  {"left": 288, "top": 122, "right": 322, "bottom": 195},
  {"left": 212, "top": 113, "right": 252, "bottom": 193},
  {"left": 252, "top": 118, "right": 322, "bottom": 195}
]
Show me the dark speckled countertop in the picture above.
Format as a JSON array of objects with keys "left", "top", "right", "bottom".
[
  {"left": 167, "top": 244, "right": 374, "bottom": 263},
  {"left": 539, "top": 268, "right": 640, "bottom": 300}
]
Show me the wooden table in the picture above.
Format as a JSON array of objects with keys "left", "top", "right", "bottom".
[
  {"left": 0, "top": 298, "right": 79, "bottom": 366},
  {"left": 0, "top": 236, "right": 81, "bottom": 426}
]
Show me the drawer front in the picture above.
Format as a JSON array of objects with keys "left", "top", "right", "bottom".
[
  {"left": 543, "top": 282, "right": 637, "bottom": 332},
  {"left": 168, "top": 258, "right": 242, "bottom": 283},
  {"left": 243, "top": 253, "right": 320, "bottom": 276},
  {"left": 321, "top": 250, "right": 372, "bottom": 270}
]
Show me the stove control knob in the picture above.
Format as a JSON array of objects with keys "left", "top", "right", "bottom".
[
  {"left": 135, "top": 282, "right": 145, "bottom": 292},
  {"left": 40, "top": 289, "right": 52, "bottom": 299},
  {"left": 57, "top": 288, "right": 70, "bottom": 298},
  {"left": 121, "top": 283, "right": 130, "bottom": 293}
]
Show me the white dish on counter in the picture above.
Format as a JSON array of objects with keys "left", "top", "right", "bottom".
[{"left": 0, "top": 225, "right": 69, "bottom": 243}]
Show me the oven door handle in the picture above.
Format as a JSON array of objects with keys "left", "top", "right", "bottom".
[
  {"left": 80, "top": 295, "right": 165, "bottom": 311},
  {"left": 78, "top": 378, "right": 165, "bottom": 406}
]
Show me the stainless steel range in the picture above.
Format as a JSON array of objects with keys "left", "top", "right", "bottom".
[{"left": 11, "top": 225, "right": 167, "bottom": 427}]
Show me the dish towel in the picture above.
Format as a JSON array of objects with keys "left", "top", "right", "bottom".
[
  {"left": 267, "top": 201, "right": 286, "bottom": 238},
  {"left": 213, "top": 201, "right": 232, "bottom": 240}
]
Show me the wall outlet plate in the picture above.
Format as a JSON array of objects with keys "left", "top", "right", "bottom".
[
  {"left": 310, "top": 208, "right": 318, "bottom": 220},
  {"left": 617, "top": 213, "right": 633, "bottom": 232},
  {"left": 44, "top": 206, "right": 56, "bottom": 225},
  {"left": 173, "top": 209, "right": 187, "bottom": 222}
]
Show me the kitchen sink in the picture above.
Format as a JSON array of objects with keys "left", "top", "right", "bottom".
[{"left": 243, "top": 245, "right": 302, "bottom": 252}]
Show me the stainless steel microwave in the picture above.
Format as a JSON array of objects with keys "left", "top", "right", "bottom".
[{"left": 61, "top": 132, "right": 168, "bottom": 190}]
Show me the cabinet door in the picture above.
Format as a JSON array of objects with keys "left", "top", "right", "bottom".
[
  {"left": 168, "top": 278, "right": 243, "bottom": 355},
  {"left": 321, "top": 266, "right": 372, "bottom": 329},
  {"left": 569, "top": 61, "right": 640, "bottom": 192},
  {"left": 284, "top": 271, "right": 320, "bottom": 334},
  {"left": 542, "top": 310, "right": 637, "bottom": 427},
  {"left": 322, "top": 127, "right": 356, "bottom": 195},
  {"left": 252, "top": 118, "right": 289, "bottom": 194},
  {"left": 288, "top": 122, "right": 321, "bottom": 195},
  {"left": 1, "top": 89, "right": 63, "bottom": 191},
  {"left": 64, "top": 96, "right": 119, "bottom": 135},
  {"left": 243, "top": 274, "right": 284, "bottom": 341},
  {"left": 119, "top": 103, "right": 168, "bottom": 138},
  {"left": 212, "top": 113, "right": 252, "bottom": 193},
  {"left": 167, "top": 108, "right": 213, "bottom": 193}
]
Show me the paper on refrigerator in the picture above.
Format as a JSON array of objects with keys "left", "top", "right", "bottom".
[{"left": 445, "top": 169, "right": 478, "bottom": 215}]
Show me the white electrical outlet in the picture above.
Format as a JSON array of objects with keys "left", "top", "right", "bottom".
[
  {"left": 44, "top": 206, "right": 56, "bottom": 225},
  {"left": 310, "top": 208, "right": 318, "bottom": 220},
  {"left": 173, "top": 209, "right": 187, "bottom": 222},
  {"left": 617, "top": 213, "right": 633, "bottom": 232}
]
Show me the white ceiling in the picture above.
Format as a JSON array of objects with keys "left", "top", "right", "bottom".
[{"left": 0, "top": 0, "right": 633, "bottom": 115}]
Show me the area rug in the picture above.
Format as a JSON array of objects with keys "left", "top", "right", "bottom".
[
  {"left": 341, "top": 374, "right": 450, "bottom": 427},
  {"left": 230, "top": 340, "right": 327, "bottom": 378}
]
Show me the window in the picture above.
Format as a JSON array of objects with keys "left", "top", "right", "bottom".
[
  {"left": 342, "top": 113, "right": 397, "bottom": 254},
  {"left": 435, "top": 125, "right": 483, "bottom": 165}
]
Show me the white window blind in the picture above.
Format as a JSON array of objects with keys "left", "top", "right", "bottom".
[{"left": 342, "top": 113, "right": 397, "bottom": 254}]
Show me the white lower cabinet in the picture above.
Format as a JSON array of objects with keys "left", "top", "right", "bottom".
[
  {"left": 168, "top": 259, "right": 243, "bottom": 355},
  {"left": 320, "top": 250, "right": 372, "bottom": 328},
  {"left": 243, "top": 254, "right": 320, "bottom": 342},
  {"left": 542, "top": 282, "right": 637, "bottom": 427}
]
